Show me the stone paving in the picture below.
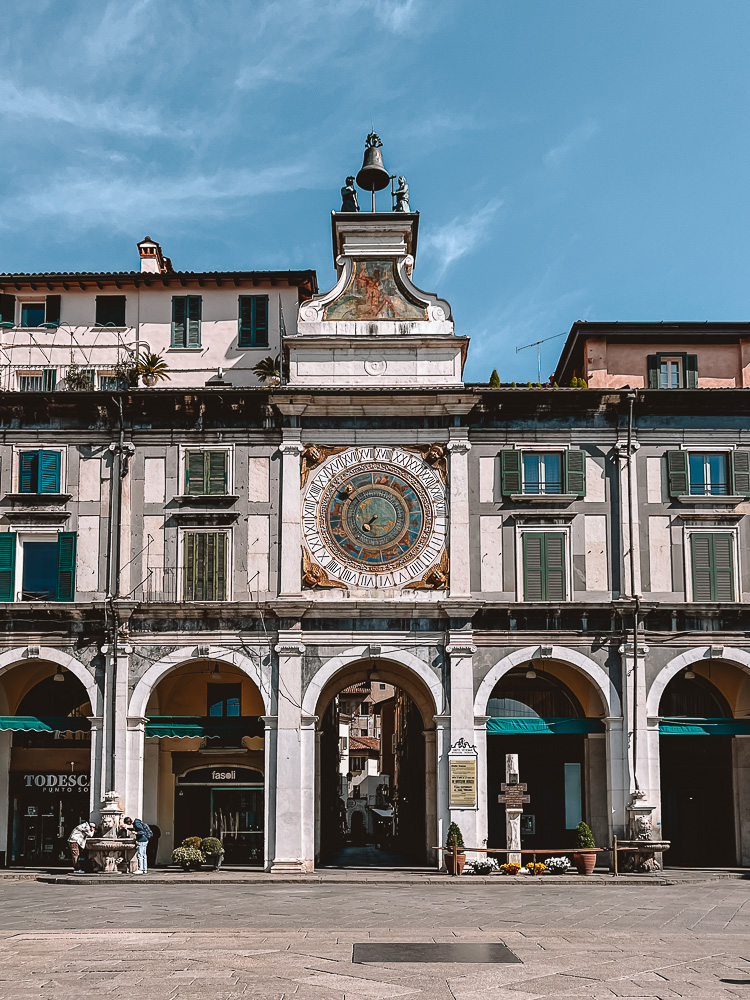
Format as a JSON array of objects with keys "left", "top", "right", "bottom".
[{"left": 0, "top": 879, "right": 749, "bottom": 998}]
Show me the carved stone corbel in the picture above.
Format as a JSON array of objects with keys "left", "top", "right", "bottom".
[
  {"left": 300, "top": 444, "right": 346, "bottom": 486},
  {"left": 404, "top": 443, "right": 448, "bottom": 483},
  {"left": 302, "top": 548, "right": 347, "bottom": 591},
  {"left": 403, "top": 549, "right": 448, "bottom": 590}
]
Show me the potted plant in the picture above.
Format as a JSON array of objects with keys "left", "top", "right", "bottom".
[
  {"left": 136, "top": 351, "right": 171, "bottom": 386},
  {"left": 172, "top": 845, "right": 204, "bottom": 871},
  {"left": 500, "top": 862, "right": 521, "bottom": 875},
  {"left": 63, "top": 364, "right": 95, "bottom": 391},
  {"left": 200, "top": 836, "right": 224, "bottom": 870},
  {"left": 251, "top": 355, "right": 281, "bottom": 386},
  {"left": 445, "top": 822, "right": 466, "bottom": 875},
  {"left": 526, "top": 861, "right": 546, "bottom": 876},
  {"left": 572, "top": 821, "right": 597, "bottom": 875}
]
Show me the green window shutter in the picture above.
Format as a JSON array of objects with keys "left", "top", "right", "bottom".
[
  {"left": 712, "top": 533, "right": 734, "bottom": 601},
  {"left": 523, "top": 532, "right": 566, "bottom": 601},
  {"left": 0, "top": 294, "right": 14, "bottom": 324},
  {"left": 207, "top": 451, "right": 228, "bottom": 495},
  {"left": 184, "top": 532, "right": 197, "bottom": 600},
  {"left": 185, "top": 451, "right": 206, "bottom": 495},
  {"left": 56, "top": 532, "right": 76, "bottom": 601},
  {"left": 691, "top": 534, "right": 712, "bottom": 600},
  {"left": 238, "top": 297, "right": 252, "bottom": 348},
  {"left": 523, "top": 533, "right": 545, "bottom": 601},
  {"left": 0, "top": 533, "right": 16, "bottom": 601},
  {"left": 238, "top": 296, "right": 269, "bottom": 348},
  {"left": 501, "top": 450, "right": 522, "bottom": 496},
  {"left": 45, "top": 295, "right": 61, "bottom": 326},
  {"left": 18, "top": 451, "right": 38, "bottom": 493},
  {"left": 685, "top": 354, "right": 698, "bottom": 388},
  {"left": 545, "top": 533, "right": 566, "bottom": 601},
  {"left": 254, "top": 295, "right": 268, "bottom": 347},
  {"left": 184, "top": 532, "right": 227, "bottom": 601},
  {"left": 38, "top": 451, "right": 61, "bottom": 493},
  {"left": 186, "top": 296, "right": 201, "bottom": 347},
  {"left": 564, "top": 449, "right": 586, "bottom": 496},
  {"left": 667, "top": 450, "right": 689, "bottom": 497},
  {"left": 731, "top": 451, "right": 750, "bottom": 496},
  {"left": 172, "top": 296, "right": 186, "bottom": 347},
  {"left": 647, "top": 355, "right": 659, "bottom": 388}
]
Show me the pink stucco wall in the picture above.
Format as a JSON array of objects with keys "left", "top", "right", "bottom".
[{"left": 583, "top": 338, "right": 750, "bottom": 388}]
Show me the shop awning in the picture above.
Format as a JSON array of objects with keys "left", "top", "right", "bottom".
[
  {"left": 370, "top": 807, "right": 394, "bottom": 818},
  {"left": 486, "top": 717, "right": 605, "bottom": 735},
  {"left": 0, "top": 715, "right": 90, "bottom": 733},
  {"left": 145, "top": 716, "right": 264, "bottom": 739},
  {"left": 659, "top": 717, "right": 750, "bottom": 736}
]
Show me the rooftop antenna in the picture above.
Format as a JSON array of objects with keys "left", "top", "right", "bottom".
[{"left": 515, "top": 331, "right": 567, "bottom": 383}]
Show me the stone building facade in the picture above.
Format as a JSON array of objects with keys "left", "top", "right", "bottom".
[{"left": 0, "top": 207, "right": 748, "bottom": 870}]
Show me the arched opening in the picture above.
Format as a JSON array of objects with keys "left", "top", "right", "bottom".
[
  {"left": 485, "top": 660, "right": 608, "bottom": 851},
  {"left": 313, "top": 658, "right": 437, "bottom": 869},
  {"left": 0, "top": 661, "right": 92, "bottom": 866},
  {"left": 658, "top": 661, "right": 749, "bottom": 866},
  {"left": 144, "top": 659, "right": 265, "bottom": 867}
]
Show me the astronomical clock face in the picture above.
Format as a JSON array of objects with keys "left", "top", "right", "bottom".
[{"left": 302, "top": 447, "right": 447, "bottom": 589}]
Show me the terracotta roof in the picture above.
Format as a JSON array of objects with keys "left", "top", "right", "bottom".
[
  {"left": 350, "top": 736, "right": 380, "bottom": 752},
  {"left": 0, "top": 269, "right": 318, "bottom": 292}
]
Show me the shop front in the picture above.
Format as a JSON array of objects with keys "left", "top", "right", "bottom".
[
  {"left": 8, "top": 769, "right": 90, "bottom": 866},
  {"left": 174, "top": 766, "right": 264, "bottom": 865}
]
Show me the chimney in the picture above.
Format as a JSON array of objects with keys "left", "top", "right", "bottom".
[{"left": 137, "top": 236, "right": 173, "bottom": 274}]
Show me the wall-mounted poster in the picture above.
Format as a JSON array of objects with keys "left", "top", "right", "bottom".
[{"left": 449, "top": 757, "right": 477, "bottom": 808}]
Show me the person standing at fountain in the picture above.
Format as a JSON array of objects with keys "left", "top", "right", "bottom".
[
  {"left": 132, "top": 818, "right": 153, "bottom": 874},
  {"left": 67, "top": 819, "right": 96, "bottom": 872}
]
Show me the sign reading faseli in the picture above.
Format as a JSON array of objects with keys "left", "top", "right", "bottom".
[{"left": 23, "top": 773, "right": 89, "bottom": 792}]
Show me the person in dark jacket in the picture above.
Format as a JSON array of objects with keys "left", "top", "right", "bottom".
[{"left": 132, "top": 818, "right": 152, "bottom": 874}]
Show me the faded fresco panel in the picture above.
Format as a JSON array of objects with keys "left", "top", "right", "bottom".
[{"left": 324, "top": 260, "right": 427, "bottom": 321}]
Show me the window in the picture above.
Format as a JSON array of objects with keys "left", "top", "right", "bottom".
[
  {"left": 20, "top": 296, "right": 60, "bottom": 328},
  {"left": 18, "top": 370, "right": 56, "bottom": 392},
  {"left": 360, "top": 702, "right": 369, "bottom": 715},
  {"left": 183, "top": 531, "right": 227, "bottom": 601},
  {"left": 522, "top": 532, "right": 566, "bottom": 601},
  {"left": 360, "top": 729, "right": 368, "bottom": 737},
  {"left": 184, "top": 450, "right": 228, "bottom": 495},
  {"left": 0, "top": 294, "right": 15, "bottom": 325},
  {"left": 522, "top": 453, "right": 562, "bottom": 495},
  {"left": 647, "top": 353, "right": 698, "bottom": 388},
  {"left": 501, "top": 450, "right": 586, "bottom": 497},
  {"left": 0, "top": 532, "right": 76, "bottom": 602},
  {"left": 18, "top": 450, "right": 61, "bottom": 494},
  {"left": 171, "top": 296, "right": 201, "bottom": 348},
  {"left": 207, "top": 683, "right": 241, "bottom": 717},
  {"left": 667, "top": 450, "right": 750, "bottom": 498},
  {"left": 350, "top": 756, "right": 366, "bottom": 772},
  {"left": 99, "top": 374, "right": 128, "bottom": 392},
  {"left": 95, "top": 296, "right": 126, "bottom": 327},
  {"left": 238, "top": 296, "right": 269, "bottom": 348},
  {"left": 691, "top": 533, "right": 734, "bottom": 602}
]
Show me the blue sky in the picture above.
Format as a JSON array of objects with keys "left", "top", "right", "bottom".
[{"left": 2, "top": 1, "right": 750, "bottom": 382}]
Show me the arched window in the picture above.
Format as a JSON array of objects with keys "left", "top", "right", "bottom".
[
  {"left": 660, "top": 674, "right": 731, "bottom": 718},
  {"left": 487, "top": 669, "right": 583, "bottom": 718},
  {"left": 12, "top": 673, "right": 91, "bottom": 747}
]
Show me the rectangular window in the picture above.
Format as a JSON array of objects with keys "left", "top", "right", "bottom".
[
  {"left": 20, "top": 296, "right": 60, "bottom": 328},
  {"left": 350, "top": 757, "right": 366, "bottom": 771},
  {"left": 691, "top": 533, "right": 734, "bottom": 602},
  {"left": 95, "top": 296, "right": 126, "bottom": 327},
  {"left": 522, "top": 532, "right": 566, "bottom": 601},
  {"left": 4, "top": 532, "right": 76, "bottom": 602},
  {"left": 688, "top": 453, "right": 728, "bottom": 496},
  {"left": 660, "top": 356, "right": 682, "bottom": 389},
  {"left": 17, "top": 370, "right": 56, "bottom": 392},
  {"left": 564, "top": 763, "right": 582, "bottom": 829},
  {"left": 183, "top": 531, "right": 227, "bottom": 601},
  {"left": 647, "top": 353, "right": 698, "bottom": 388},
  {"left": 238, "top": 296, "right": 269, "bottom": 348},
  {"left": 522, "top": 453, "right": 562, "bottom": 495},
  {"left": 184, "top": 450, "right": 228, "bottom": 495},
  {"left": 99, "top": 374, "right": 127, "bottom": 392},
  {"left": 207, "top": 683, "right": 241, "bottom": 717},
  {"left": 18, "top": 450, "right": 61, "bottom": 494},
  {"left": 171, "top": 296, "right": 202, "bottom": 348},
  {"left": 0, "top": 294, "right": 15, "bottom": 325}
]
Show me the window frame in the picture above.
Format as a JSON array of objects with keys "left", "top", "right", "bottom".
[
  {"left": 516, "top": 525, "right": 572, "bottom": 602},
  {"left": 180, "top": 446, "right": 233, "bottom": 496},
  {"left": 688, "top": 452, "right": 729, "bottom": 496},
  {"left": 521, "top": 451, "right": 564, "bottom": 495},
  {"left": 501, "top": 446, "right": 586, "bottom": 498},
  {"left": 94, "top": 295, "right": 127, "bottom": 328},
  {"left": 13, "top": 446, "right": 66, "bottom": 494},
  {"left": 178, "top": 528, "right": 232, "bottom": 602},
  {"left": 170, "top": 295, "right": 202, "bottom": 349},
  {"left": 685, "top": 527, "right": 740, "bottom": 603},
  {"left": 7, "top": 529, "right": 77, "bottom": 603},
  {"left": 16, "top": 369, "right": 57, "bottom": 392},
  {"left": 18, "top": 295, "right": 60, "bottom": 329},
  {"left": 238, "top": 295, "right": 269, "bottom": 348}
]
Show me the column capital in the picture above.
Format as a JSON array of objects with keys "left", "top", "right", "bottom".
[
  {"left": 275, "top": 641, "right": 305, "bottom": 655},
  {"left": 126, "top": 716, "right": 148, "bottom": 731},
  {"left": 99, "top": 644, "right": 133, "bottom": 655},
  {"left": 279, "top": 441, "right": 304, "bottom": 456},
  {"left": 618, "top": 642, "right": 649, "bottom": 657},
  {"left": 447, "top": 439, "right": 471, "bottom": 455},
  {"left": 446, "top": 642, "right": 477, "bottom": 656},
  {"left": 261, "top": 714, "right": 278, "bottom": 730}
]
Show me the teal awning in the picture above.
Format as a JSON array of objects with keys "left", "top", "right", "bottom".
[
  {"left": 660, "top": 718, "right": 750, "bottom": 736},
  {"left": 0, "top": 716, "right": 90, "bottom": 733},
  {"left": 486, "top": 717, "right": 605, "bottom": 735},
  {"left": 145, "top": 716, "right": 263, "bottom": 739}
]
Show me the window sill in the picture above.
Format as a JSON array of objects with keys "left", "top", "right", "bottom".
[
  {"left": 167, "top": 347, "right": 203, "bottom": 352},
  {"left": 3, "top": 509, "right": 70, "bottom": 524},
  {"left": 4, "top": 493, "right": 72, "bottom": 504},
  {"left": 509, "top": 494, "right": 578, "bottom": 503},
  {"left": 170, "top": 510, "right": 238, "bottom": 526},
  {"left": 676, "top": 495, "right": 745, "bottom": 504},
  {"left": 172, "top": 494, "right": 238, "bottom": 507}
]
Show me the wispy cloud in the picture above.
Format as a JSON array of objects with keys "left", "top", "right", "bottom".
[
  {"left": 81, "top": 0, "right": 154, "bottom": 66},
  {"left": 375, "top": 0, "right": 422, "bottom": 32},
  {"left": 421, "top": 199, "right": 502, "bottom": 278},
  {"left": 544, "top": 119, "right": 599, "bottom": 168}
]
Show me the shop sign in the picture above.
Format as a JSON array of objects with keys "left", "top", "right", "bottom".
[
  {"left": 177, "top": 766, "right": 263, "bottom": 785},
  {"left": 22, "top": 773, "right": 89, "bottom": 793}
]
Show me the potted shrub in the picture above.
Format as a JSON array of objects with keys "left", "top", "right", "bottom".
[
  {"left": 251, "top": 355, "right": 281, "bottom": 386},
  {"left": 572, "top": 821, "right": 597, "bottom": 875},
  {"left": 201, "top": 836, "right": 225, "bottom": 870},
  {"left": 526, "top": 861, "right": 546, "bottom": 876},
  {"left": 136, "top": 351, "right": 171, "bottom": 386},
  {"left": 500, "top": 862, "right": 521, "bottom": 876},
  {"left": 445, "top": 822, "right": 466, "bottom": 875},
  {"left": 172, "top": 846, "right": 204, "bottom": 871}
]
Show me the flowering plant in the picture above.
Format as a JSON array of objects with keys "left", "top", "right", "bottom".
[
  {"left": 500, "top": 862, "right": 521, "bottom": 875},
  {"left": 526, "top": 862, "right": 547, "bottom": 876},
  {"left": 544, "top": 856, "right": 571, "bottom": 874},
  {"left": 464, "top": 858, "right": 500, "bottom": 875},
  {"left": 172, "top": 846, "right": 204, "bottom": 869}
]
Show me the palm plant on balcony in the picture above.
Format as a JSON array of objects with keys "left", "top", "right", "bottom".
[
  {"left": 136, "top": 351, "right": 171, "bottom": 386},
  {"left": 251, "top": 355, "right": 281, "bottom": 386}
]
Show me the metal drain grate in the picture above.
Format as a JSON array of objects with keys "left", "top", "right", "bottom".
[{"left": 352, "top": 942, "right": 522, "bottom": 964}]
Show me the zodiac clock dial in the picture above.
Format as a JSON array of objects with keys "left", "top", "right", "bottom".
[{"left": 302, "top": 447, "right": 447, "bottom": 589}]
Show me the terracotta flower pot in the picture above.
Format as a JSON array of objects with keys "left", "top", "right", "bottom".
[
  {"left": 445, "top": 852, "right": 466, "bottom": 876},
  {"left": 573, "top": 852, "right": 597, "bottom": 875}
]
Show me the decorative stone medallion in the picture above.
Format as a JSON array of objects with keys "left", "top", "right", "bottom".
[{"left": 302, "top": 447, "right": 447, "bottom": 589}]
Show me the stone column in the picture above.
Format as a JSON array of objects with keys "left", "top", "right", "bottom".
[
  {"left": 434, "top": 714, "right": 451, "bottom": 869},
  {"left": 262, "top": 715, "right": 277, "bottom": 872},
  {"left": 447, "top": 432, "right": 472, "bottom": 598},
  {"left": 279, "top": 435, "right": 303, "bottom": 596},
  {"left": 474, "top": 715, "right": 489, "bottom": 850},
  {"left": 300, "top": 713, "right": 318, "bottom": 870},
  {"left": 733, "top": 735, "right": 750, "bottom": 865},
  {"left": 125, "top": 715, "right": 147, "bottom": 819},
  {"left": 423, "top": 729, "right": 437, "bottom": 865},
  {"left": 143, "top": 735, "right": 159, "bottom": 824},
  {"left": 605, "top": 715, "right": 628, "bottom": 839},
  {"left": 271, "top": 635, "right": 307, "bottom": 872},
  {"left": 314, "top": 726, "right": 323, "bottom": 863},
  {"left": 101, "top": 641, "right": 131, "bottom": 805},
  {"left": 87, "top": 715, "right": 104, "bottom": 820},
  {"left": 619, "top": 640, "right": 658, "bottom": 838},
  {"left": 446, "top": 634, "right": 480, "bottom": 846}
]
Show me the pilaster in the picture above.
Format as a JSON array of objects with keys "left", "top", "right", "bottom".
[
  {"left": 445, "top": 632, "right": 480, "bottom": 846},
  {"left": 262, "top": 715, "right": 277, "bottom": 871},
  {"left": 447, "top": 432, "right": 471, "bottom": 598},
  {"left": 619, "top": 640, "right": 659, "bottom": 835},
  {"left": 279, "top": 434, "right": 304, "bottom": 596},
  {"left": 101, "top": 641, "right": 132, "bottom": 807},
  {"left": 271, "top": 634, "right": 307, "bottom": 872}
]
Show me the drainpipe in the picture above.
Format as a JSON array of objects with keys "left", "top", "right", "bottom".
[{"left": 625, "top": 391, "right": 641, "bottom": 793}]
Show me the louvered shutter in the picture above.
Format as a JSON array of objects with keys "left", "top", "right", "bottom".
[
  {"left": 647, "top": 355, "right": 659, "bottom": 388},
  {"left": 712, "top": 534, "right": 734, "bottom": 601},
  {"left": 172, "top": 297, "right": 186, "bottom": 347},
  {"left": 39, "top": 451, "right": 60, "bottom": 493},
  {"left": 254, "top": 296, "right": 269, "bottom": 347},
  {"left": 501, "top": 450, "right": 522, "bottom": 496},
  {"left": 523, "top": 533, "right": 545, "bottom": 601},
  {"left": 691, "top": 534, "right": 713, "bottom": 601},
  {"left": 18, "top": 451, "right": 38, "bottom": 493},
  {"left": 564, "top": 449, "right": 586, "bottom": 496},
  {"left": 731, "top": 451, "right": 750, "bottom": 496},
  {"left": 667, "top": 451, "right": 689, "bottom": 497},
  {"left": 0, "top": 533, "right": 16, "bottom": 601},
  {"left": 208, "top": 452, "right": 228, "bottom": 495},
  {"left": 56, "top": 532, "right": 76, "bottom": 601},
  {"left": 45, "top": 295, "right": 61, "bottom": 326},
  {"left": 187, "top": 296, "right": 201, "bottom": 347},
  {"left": 214, "top": 532, "right": 227, "bottom": 601},
  {"left": 545, "top": 533, "right": 566, "bottom": 601},
  {"left": 238, "top": 297, "right": 253, "bottom": 347},
  {"left": 184, "top": 532, "right": 197, "bottom": 600},
  {"left": 185, "top": 451, "right": 206, "bottom": 495},
  {"left": 685, "top": 355, "right": 698, "bottom": 388},
  {"left": 0, "top": 294, "right": 14, "bottom": 324}
]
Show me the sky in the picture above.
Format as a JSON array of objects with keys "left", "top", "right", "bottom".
[{"left": 2, "top": 0, "right": 750, "bottom": 383}]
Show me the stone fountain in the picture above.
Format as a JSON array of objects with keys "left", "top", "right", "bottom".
[
  {"left": 85, "top": 791, "right": 136, "bottom": 874},
  {"left": 617, "top": 795, "right": 670, "bottom": 873}
]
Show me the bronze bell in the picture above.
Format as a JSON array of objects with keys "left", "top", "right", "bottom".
[{"left": 356, "top": 132, "right": 391, "bottom": 195}]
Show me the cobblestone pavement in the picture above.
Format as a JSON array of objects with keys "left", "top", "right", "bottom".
[{"left": 1, "top": 879, "right": 749, "bottom": 998}]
